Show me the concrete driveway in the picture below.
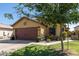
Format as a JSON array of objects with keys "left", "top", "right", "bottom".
[{"left": 0, "top": 39, "right": 32, "bottom": 55}]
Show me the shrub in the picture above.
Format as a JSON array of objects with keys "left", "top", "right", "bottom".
[
  {"left": 62, "top": 31, "right": 67, "bottom": 37},
  {"left": 36, "top": 35, "right": 45, "bottom": 42},
  {"left": 10, "top": 45, "right": 67, "bottom": 56},
  {"left": 46, "top": 35, "right": 53, "bottom": 42}
]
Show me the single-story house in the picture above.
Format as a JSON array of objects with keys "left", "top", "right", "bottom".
[
  {"left": 74, "top": 25, "right": 79, "bottom": 31},
  {"left": 0, "top": 23, "right": 13, "bottom": 39},
  {"left": 12, "top": 16, "right": 61, "bottom": 41},
  {"left": 72, "top": 25, "right": 79, "bottom": 39}
]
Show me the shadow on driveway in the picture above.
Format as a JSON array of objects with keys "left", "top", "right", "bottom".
[{"left": 0, "top": 39, "right": 33, "bottom": 44}]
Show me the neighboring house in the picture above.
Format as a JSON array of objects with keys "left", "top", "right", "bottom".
[
  {"left": 0, "top": 23, "right": 13, "bottom": 39},
  {"left": 71, "top": 25, "right": 79, "bottom": 40},
  {"left": 74, "top": 25, "right": 79, "bottom": 31},
  {"left": 12, "top": 16, "right": 63, "bottom": 41}
]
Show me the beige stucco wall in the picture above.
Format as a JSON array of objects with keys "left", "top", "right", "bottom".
[
  {"left": 38, "top": 27, "right": 45, "bottom": 36},
  {"left": 13, "top": 18, "right": 48, "bottom": 36},
  {"left": 13, "top": 19, "right": 44, "bottom": 28}
]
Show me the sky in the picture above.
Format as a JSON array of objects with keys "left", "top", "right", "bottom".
[
  {"left": 0, "top": 3, "right": 79, "bottom": 31},
  {"left": 0, "top": 3, "right": 19, "bottom": 25}
]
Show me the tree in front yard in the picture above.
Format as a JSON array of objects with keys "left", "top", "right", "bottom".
[
  {"left": 4, "top": 13, "right": 13, "bottom": 20},
  {"left": 4, "top": 3, "right": 79, "bottom": 52}
]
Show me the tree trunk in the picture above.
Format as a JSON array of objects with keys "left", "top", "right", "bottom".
[
  {"left": 67, "top": 24, "right": 70, "bottom": 50},
  {"left": 60, "top": 35, "right": 64, "bottom": 52},
  {"left": 60, "top": 24, "right": 64, "bottom": 52},
  {"left": 67, "top": 37, "right": 69, "bottom": 50}
]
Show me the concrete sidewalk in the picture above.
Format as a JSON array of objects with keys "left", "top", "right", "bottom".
[{"left": 29, "top": 39, "right": 73, "bottom": 45}]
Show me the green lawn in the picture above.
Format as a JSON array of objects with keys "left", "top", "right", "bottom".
[{"left": 10, "top": 40, "right": 79, "bottom": 56}]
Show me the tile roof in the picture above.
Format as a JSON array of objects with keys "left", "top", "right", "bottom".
[
  {"left": 12, "top": 16, "right": 47, "bottom": 27},
  {"left": 0, "top": 23, "right": 13, "bottom": 29},
  {"left": 74, "top": 25, "right": 79, "bottom": 28}
]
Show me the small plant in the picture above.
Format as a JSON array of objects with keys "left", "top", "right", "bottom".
[
  {"left": 62, "top": 31, "right": 67, "bottom": 40},
  {"left": 62, "top": 31, "right": 67, "bottom": 37},
  {"left": 46, "top": 35, "right": 53, "bottom": 42},
  {"left": 36, "top": 35, "right": 45, "bottom": 42}
]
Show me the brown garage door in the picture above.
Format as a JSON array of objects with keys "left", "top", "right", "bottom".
[{"left": 15, "top": 27, "right": 38, "bottom": 40}]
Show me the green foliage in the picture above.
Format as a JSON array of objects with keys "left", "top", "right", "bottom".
[
  {"left": 4, "top": 3, "right": 79, "bottom": 26},
  {"left": 4, "top": 13, "right": 13, "bottom": 20},
  {"left": 36, "top": 35, "right": 45, "bottom": 42},
  {"left": 62, "top": 31, "right": 68, "bottom": 37},
  {"left": 67, "top": 31, "right": 72, "bottom": 37},
  {"left": 10, "top": 45, "right": 67, "bottom": 56},
  {"left": 14, "top": 3, "right": 79, "bottom": 25},
  {"left": 55, "top": 41, "right": 79, "bottom": 55},
  {"left": 46, "top": 35, "right": 53, "bottom": 42}
]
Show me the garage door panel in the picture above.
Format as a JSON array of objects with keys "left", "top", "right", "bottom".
[{"left": 15, "top": 27, "right": 38, "bottom": 40}]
